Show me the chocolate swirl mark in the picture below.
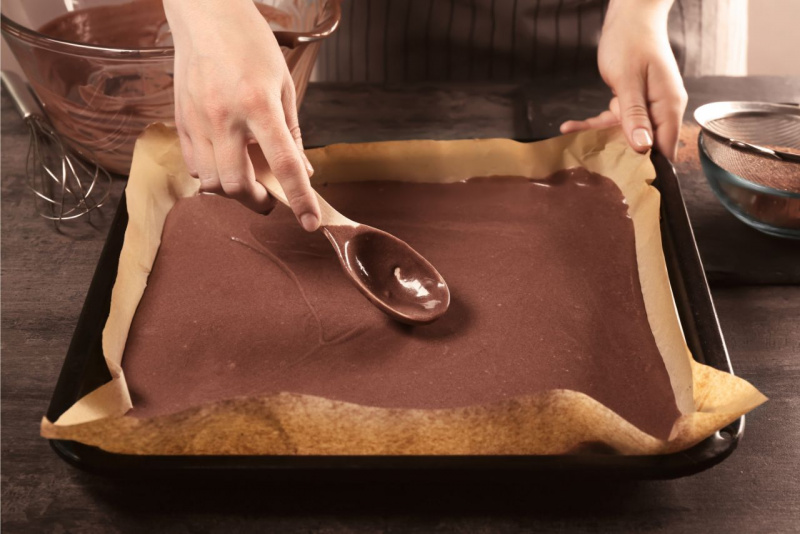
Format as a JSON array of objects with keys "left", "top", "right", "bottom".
[{"left": 230, "top": 236, "right": 365, "bottom": 366}]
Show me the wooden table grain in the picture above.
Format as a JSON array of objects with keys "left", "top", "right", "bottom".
[{"left": 2, "top": 77, "right": 799, "bottom": 533}]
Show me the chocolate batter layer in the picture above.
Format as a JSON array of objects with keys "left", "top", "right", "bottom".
[{"left": 122, "top": 169, "right": 681, "bottom": 439}]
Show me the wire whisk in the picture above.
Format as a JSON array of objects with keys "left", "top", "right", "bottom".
[{"left": 2, "top": 70, "right": 112, "bottom": 222}]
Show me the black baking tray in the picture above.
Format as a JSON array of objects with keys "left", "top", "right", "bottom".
[{"left": 45, "top": 150, "right": 743, "bottom": 480}]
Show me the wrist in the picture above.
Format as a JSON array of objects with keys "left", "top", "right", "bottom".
[
  {"left": 605, "top": 0, "right": 673, "bottom": 30},
  {"left": 164, "top": 0, "right": 261, "bottom": 41}
]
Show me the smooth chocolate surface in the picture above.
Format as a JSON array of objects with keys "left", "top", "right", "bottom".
[
  {"left": 123, "top": 169, "right": 681, "bottom": 439},
  {"left": 323, "top": 224, "right": 450, "bottom": 324}
]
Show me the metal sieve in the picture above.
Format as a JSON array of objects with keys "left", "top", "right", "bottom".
[
  {"left": 702, "top": 129, "right": 799, "bottom": 193},
  {"left": 694, "top": 101, "right": 800, "bottom": 164}
]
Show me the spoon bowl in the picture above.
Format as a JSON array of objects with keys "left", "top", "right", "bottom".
[
  {"left": 323, "top": 224, "right": 450, "bottom": 324},
  {"left": 250, "top": 146, "right": 451, "bottom": 324}
]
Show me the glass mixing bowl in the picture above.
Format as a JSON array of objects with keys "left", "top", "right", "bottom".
[
  {"left": 2, "top": 0, "right": 341, "bottom": 174},
  {"left": 699, "top": 131, "right": 800, "bottom": 239}
]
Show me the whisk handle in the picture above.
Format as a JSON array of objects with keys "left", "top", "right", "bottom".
[{"left": 1, "top": 70, "right": 41, "bottom": 120}]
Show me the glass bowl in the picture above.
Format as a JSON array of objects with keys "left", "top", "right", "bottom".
[
  {"left": 698, "top": 131, "right": 800, "bottom": 239},
  {"left": 1, "top": 0, "right": 341, "bottom": 174}
]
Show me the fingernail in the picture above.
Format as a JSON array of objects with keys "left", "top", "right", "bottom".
[
  {"left": 300, "top": 213, "right": 319, "bottom": 232},
  {"left": 632, "top": 128, "right": 653, "bottom": 148}
]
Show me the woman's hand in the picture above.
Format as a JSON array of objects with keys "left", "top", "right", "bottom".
[
  {"left": 164, "top": 0, "right": 320, "bottom": 230},
  {"left": 560, "top": 0, "right": 688, "bottom": 159}
]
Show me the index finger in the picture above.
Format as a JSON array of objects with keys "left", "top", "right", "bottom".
[
  {"left": 560, "top": 110, "right": 620, "bottom": 134},
  {"left": 249, "top": 109, "right": 321, "bottom": 232}
]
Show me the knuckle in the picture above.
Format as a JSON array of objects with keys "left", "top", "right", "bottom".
[
  {"left": 220, "top": 178, "right": 246, "bottom": 197},
  {"left": 288, "top": 123, "right": 303, "bottom": 142},
  {"left": 623, "top": 103, "right": 650, "bottom": 120},
  {"left": 190, "top": 85, "right": 218, "bottom": 107},
  {"left": 270, "top": 151, "right": 303, "bottom": 177},
  {"left": 239, "top": 86, "right": 263, "bottom": 109},
  {"left": 178, "top": 103, "right": 197, "bottom": 125},
  {"left": 282, "top": 81, "right": 297, "bottom": 101},
  {"left": 175, "top": 113, "right": 187, "bottom": 132},
  {"left": 676, "top": 87, "right": 689, "bottom": 106},
  {"left": 623, "top": 109, "right": 650, "bottom": 126},
  {"left": 205, "top": 104, "right": 230, "bottom": 128},
  {"left": 286, "top": 186, "right": 315, "bottom": 211},
  {"left": 281, "top": 85, "right": 297, "bottom": 110},
  {"left": 199, "top": 177, "right": 221, "bottom": 192},
  {"left": 180, "top": 146, "right": 194, "bottom": 167},
  {"left": 178, "top": 132, "right": 193, "bottom": 150},
  {"left": 239, "top": 84, "right": 274, "bottom": 115}
]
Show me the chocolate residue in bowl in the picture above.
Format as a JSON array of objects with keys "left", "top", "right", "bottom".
[
  {"left": 38, "top": 0, "right": 171, "bottom": 48},
  {"left": 37, "top": 0, "right": 292, "bottom": 48},
  {"left": 122, "top": 170, "right": 681, "bottom": 439}
]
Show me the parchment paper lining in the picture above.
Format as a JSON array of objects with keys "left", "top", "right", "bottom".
[{"left": 41, "top": 124, "right": 766, "bottom": 455}]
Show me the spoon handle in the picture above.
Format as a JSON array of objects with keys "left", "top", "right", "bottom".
[{"left": 249, "top": 145, "right": 355, "bottom": 227}]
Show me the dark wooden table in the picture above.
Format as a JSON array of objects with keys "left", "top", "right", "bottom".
[{"left": 3, "top": 77, "right": 799, "bottom": 533}]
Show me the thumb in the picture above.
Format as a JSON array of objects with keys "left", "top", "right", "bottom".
[{"left": 617, "top": 77, "right": 654, "bottom": 153}]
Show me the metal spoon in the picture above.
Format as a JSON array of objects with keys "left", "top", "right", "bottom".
[{"left": 249, "top": 147, "right": 450, "bottom": 325}]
